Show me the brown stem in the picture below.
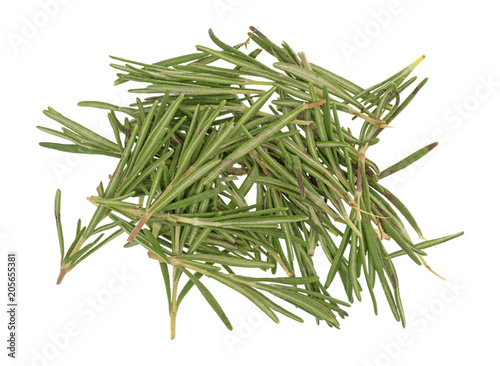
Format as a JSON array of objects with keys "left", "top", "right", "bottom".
[
  {"left": 56, "top": 268, "right": 68, "bottom": 285},
  {"left": 127, "top": 213, "right": 150, "bottom": 242}
]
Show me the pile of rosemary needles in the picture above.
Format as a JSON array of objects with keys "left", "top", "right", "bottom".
[{"left": 39, "top": 27, "right": 463, "bottom": 339}]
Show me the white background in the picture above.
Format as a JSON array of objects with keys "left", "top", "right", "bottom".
[{"left": 1, "top": 0, "right": 498, "bottom": 365}]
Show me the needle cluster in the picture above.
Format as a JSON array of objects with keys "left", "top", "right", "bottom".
[{"left": 40, "top": 27, "right": 463, "bottom": 339}]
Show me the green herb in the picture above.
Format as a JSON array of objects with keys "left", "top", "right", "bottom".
[{"left": 38, "top": 26, "right": 463, "bottom": 339}]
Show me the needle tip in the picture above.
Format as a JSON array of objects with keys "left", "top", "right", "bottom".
[{"left": 410, "top": 55, "right": 426, "bottom": 70}]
